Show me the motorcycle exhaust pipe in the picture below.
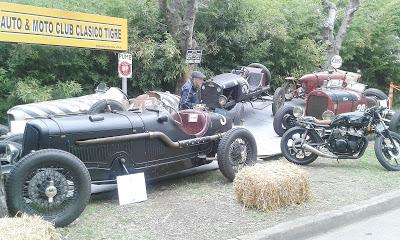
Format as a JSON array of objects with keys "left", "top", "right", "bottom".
[{"left": 302, "top": 144, "right": 338, "bottom": 159}]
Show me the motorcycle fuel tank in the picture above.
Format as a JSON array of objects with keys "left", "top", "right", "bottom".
[{"left": 331, "top": 111, "right": 370, "bottom": 128}]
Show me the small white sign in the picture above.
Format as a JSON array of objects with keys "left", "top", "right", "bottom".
[
  {"left": 185, "top": 49, "right": 202, "bottom": 64},
  {"left": 117, "top": 172, "right": 147, "bottom": 205},
  {"left": 118, "top": 53, "right": 133, "bottom": 78},
  {"left": 188, "top": 113, "right": 199, "bottom": 123},
  {"left": 331, "top": 55, "right": 343, "bottom": 69}
]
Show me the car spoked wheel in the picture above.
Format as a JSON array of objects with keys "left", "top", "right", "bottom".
[
  {"left": 272, "top": 87, "right": 285, "bottom": 116},
  {"left": 217, "top": 128, "right": 257, "bottom": 181},
  {"left": 283, "top": 82, "right": 296, "bottom": 100},
  {"left": 6, "top": 149, "right": 91, "bottom": 227},
  {"left": 375, "top": 131, "right": 400, "bottom": 171},
  {"left": 228, "top": 138, "right": 249, "bottom": 173},
  {"left": 281, "top": 127, "right": 319, "bottom": 165},
  {"left": 26, "top": 168, "right": 74, "bottom": 214}
]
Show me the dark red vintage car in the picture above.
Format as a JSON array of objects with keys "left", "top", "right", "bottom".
[
  {"left": 272, "top": 70, "right": 362, "bottom": 115},
  {"left": 273, "top": 79, "right": 389, "bottom": 136}
]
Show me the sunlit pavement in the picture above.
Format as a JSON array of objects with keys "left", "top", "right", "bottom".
[
  {"left": 308, "top": 208, "right": 400, "bottom": 240},
  {"left": 225, "top": 98, "right": 304, "bottom": 157}
]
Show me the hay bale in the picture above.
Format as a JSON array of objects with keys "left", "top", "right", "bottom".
[
  {"left": 233, "top": 162, "right": 312, "bottom": 211},
  {"left": 0, "top": 214, "right": 61, "bottom": 240}
]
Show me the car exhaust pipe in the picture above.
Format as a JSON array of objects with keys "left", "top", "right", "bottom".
[
  {"left": 302, "top": 143, "right": 338, "bottom": 159},
  {"left": 75, "top": 132, "right": 224, "bottom": 148}
]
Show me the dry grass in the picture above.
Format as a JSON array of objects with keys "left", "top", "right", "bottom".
[
  {"left": 0, "top": 214, "right": 60, "bottom": 240},
  {"left": 233, "top": 162, "right": 313, "bottom": 211}
]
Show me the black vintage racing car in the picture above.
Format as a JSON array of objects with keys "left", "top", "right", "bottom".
[
  {"left": 200, "top": 63, "right": 271, "bottom": 110},
  {"left": 1, "top": 101, "right": 257, "bottom": 227}
]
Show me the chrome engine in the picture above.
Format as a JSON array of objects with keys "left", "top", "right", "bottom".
[{"left": 329, "top": 127, "right": 365, "bottom": 154}]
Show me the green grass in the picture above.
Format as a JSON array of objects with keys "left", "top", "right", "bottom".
[{"left": 57, "top": 146, "right": 400, "bottom": 240}]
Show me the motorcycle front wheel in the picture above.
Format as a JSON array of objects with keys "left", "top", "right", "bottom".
[
  {"left": 280, "top": 126, "right": 319, "bottom": 165},
  {"left": 375, "top": 131, "right": 400, "bottom": 171}
]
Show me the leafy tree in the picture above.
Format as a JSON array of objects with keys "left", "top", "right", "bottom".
[{"left": 0, "top": 0, "right": 399, "bottom": 123}]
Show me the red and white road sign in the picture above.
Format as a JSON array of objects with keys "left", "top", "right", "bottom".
[{"left": 118, "top": 53, "right": 132, "bottom": 78}]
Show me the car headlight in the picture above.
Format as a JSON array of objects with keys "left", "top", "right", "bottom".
[
  {"left": 0, "top": 142, "right": 20, "bottom": 164},
  {"left": 218, "top": 95, "right": 228, "bottom": 106},
  {"left": 322, "top": 110, "right": 335, "bottom": 121},
  {"left": 293, "top": 106, "right": 304, "bottom": 118}
]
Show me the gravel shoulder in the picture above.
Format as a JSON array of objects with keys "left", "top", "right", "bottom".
[{"left": 59, "top": 144, "right": 400, "bottom": 240}]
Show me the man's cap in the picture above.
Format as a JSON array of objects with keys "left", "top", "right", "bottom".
[{"left": 191, "top": 71, "right": 206, "bottom": 80}]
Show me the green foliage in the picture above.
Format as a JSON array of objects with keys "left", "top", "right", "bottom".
[
  {"left": 15, "top": 78, "right": 52, "bottom": 103},
  {"left": 195, "top": 0, "right": 326, "bottom": 87},
  {"left": 342, "top": 0, "right": 400, "bottom": 90},
  {"left": 53, "top": 81, "right": 83, "bottom": 99}
]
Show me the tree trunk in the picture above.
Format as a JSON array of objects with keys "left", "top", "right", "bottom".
[
  {"left": 159, "top": 0, "right": 199, "bottom": 93},
  {"left": 0, "top": 165, "right": 8, "bottom": 218},
  {"left": 321, "top": 0, "right": 360, "bottom": 69}
]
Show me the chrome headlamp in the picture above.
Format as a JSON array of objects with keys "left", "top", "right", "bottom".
[
  {"left": 218, "top": 95, "right": 228, "bottom": 107},
  {"left": 293, "top": 106, "right": 304, "bottom": 118},
  {"left": 322, "top": 110, "right": 335, "bottom": 121}
]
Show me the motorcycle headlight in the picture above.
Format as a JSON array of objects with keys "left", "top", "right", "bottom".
[
  {"left": 218, "top": 95, "right": 228, "bottom": 107},
  {"left": 322, "top": 110, "right": 335, "bottom": 121},
  {"left": 293, "top": 106, "right": 304, "bottom": 118}
]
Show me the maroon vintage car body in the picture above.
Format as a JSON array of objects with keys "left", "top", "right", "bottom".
[
  {"left": 298, "top": 72, "right": 347, "bottom": 96},
  {"left": 273, "top": 78, "right": 386, "bottom": 136},
  {"left": 305, "top": 87, "right": 375, "bottom": 119},
  {"left": 272, "top": 70, "right": 361, "bottom": 115}
]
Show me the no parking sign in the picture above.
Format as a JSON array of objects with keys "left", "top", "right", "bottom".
[{"left": 118, "top": 53, "right": 132, "bottom": 78}]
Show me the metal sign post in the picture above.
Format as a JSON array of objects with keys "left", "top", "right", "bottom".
[{"left": 118, "top": 53, "right": 132, "bottom": 95}]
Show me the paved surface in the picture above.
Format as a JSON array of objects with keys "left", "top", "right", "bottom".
[
  {"left": 233, "top": 190, "right": 400, "bottom": 240},
  {"left": 226, "top": 99, "right": 304, "bottom": 157},
  {"left": 308, "top": 208, "right": 400, "bottom": 240},
  {"left": 226, "top": 100, "right": 281, "bottom": 156}
]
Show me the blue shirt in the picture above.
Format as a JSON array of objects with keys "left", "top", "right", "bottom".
[{"left": 179, "top": 80, "right": 198, "bottom": 109}]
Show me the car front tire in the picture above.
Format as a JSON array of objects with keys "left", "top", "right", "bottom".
[
  {"left": 6, "top": 149, "right": 91, "bottom": 227},
  {"left": 273, "top": 105, "right": 296, "bottom": 137},
  {"left": 217, "top": 128, "right": 257, "bottom": 181}
]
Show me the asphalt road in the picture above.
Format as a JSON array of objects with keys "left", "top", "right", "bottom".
[
  {"left": 308, "top": 208, "right": 400, "bottom": 240},
  {"left": 226, "top": 98, "right": 304, "bottom": 157},
  {"left": 226, "top": 99, "right": 281, "bottom": 156}
]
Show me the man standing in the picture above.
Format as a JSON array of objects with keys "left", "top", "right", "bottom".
[{"left": 179, "top": 71, "right": 206, "bottom": 109}]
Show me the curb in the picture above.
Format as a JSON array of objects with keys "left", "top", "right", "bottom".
[{"left": 231, "top": 190, "right": 400, "bottom": 240}]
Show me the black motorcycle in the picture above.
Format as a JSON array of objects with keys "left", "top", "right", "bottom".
[{"left": 280, "top": 106, "right": 400, "bottom": 170}]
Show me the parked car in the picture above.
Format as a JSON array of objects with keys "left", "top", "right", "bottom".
[
  {"left": 2, "top": 102, "right": 257, "bottom": 227},
  {"left": 200, "top": 63, "right": 271, "bottom": 110},
  {"left": 1, "top": 84, "right": 129, "bottom": 143},
  {"left": 272, "top": 70, "right": 362, "bottom": 115},
  {"left": 273, "top": 79, "right": 389, "bottom": 136}
]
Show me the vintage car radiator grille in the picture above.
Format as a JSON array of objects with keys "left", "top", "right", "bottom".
[
  {"left": 306, "top": 96, "right": 328, "bottom": 119},
  {"left": 200, "top": 85, "right": 220, "bottom": 109},
  {"left": 22, "top": 124, "right": 40, "bottom": 155}
]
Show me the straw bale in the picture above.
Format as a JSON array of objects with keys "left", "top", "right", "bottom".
[
  {"left": 0, "top": 214, "right": 60, "bottom": 240},
  {"left": 233, "top": 162, "right": 312, "bottom": 211}
]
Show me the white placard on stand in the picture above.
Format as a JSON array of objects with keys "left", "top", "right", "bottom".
[{"left": 117, "top": 172, "right": 147, "bottom": 205}]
